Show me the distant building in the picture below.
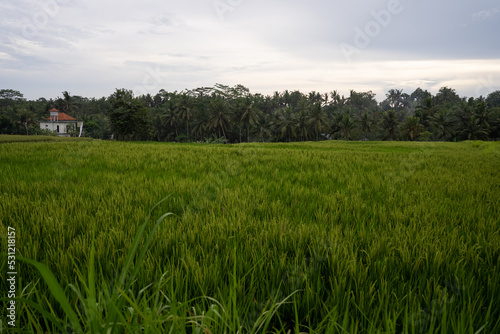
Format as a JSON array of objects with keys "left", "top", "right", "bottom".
[{"left": 39, "top": 108, "right": 83, "bottom": 137}]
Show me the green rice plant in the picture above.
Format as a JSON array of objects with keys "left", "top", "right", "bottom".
[
  {"left": 0, "top": 134, "right": 92, "bottom": 143},
  {"left": 16, "top": 197, "right": 173, "bottom": 333},
  {"left": 12, "top": 196, "right": 297, "bottom": 333},
  {"left": 1, "top": 140, "right": 499, "bottom": 333}
]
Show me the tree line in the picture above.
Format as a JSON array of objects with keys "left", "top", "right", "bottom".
[{"left": 1, "top": 84, "right": 499, "bottom": 142}]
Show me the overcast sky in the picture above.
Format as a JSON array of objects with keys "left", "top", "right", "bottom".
[{"left": 1, "top": 0, "right": 499, "bottom": 101}]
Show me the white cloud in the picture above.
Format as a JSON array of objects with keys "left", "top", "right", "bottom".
[
  {"left": 472, "top": 8, "right": 499, "bottom": 21},
  {"left": 0, "top": 51, "right": 15, "bottom": 60}
]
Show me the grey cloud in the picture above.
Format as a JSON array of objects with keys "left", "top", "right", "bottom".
[
  {"left": 333, "top": 0, "right": 500, "bottom": 61},
  {"left": 0, "top": 0, "right": 92, "bottom": 55},
  {"left": 2, "top": 0, "right": 500, "bottom": 100},
  {"left": 0, "top": 50, "right": 61, "bottom": 72}
]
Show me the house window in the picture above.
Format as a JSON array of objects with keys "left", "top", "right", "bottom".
[
  {"left": 56, "top": 125, "right": 60, "bottom": 133},
  {"left": 46, "top": 125, "right": 48, "bottom": 128}
]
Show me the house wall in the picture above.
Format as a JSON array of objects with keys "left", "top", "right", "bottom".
[{"left": 40, "top": 121, "right": 77, "bottom": 137}]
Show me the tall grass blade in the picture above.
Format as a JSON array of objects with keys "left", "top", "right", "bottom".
[{"left": 18, "top": 257, "right": 84, "bottom": 334}]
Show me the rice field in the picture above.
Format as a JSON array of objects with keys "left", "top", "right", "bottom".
[
  {"left": 0, "top": 138, "right": 499, "bottom": 333},
  {"left": 0, "top": 135, "right": 92, "bottom": 143}
]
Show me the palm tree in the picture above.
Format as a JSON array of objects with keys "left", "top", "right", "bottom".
[
  {"left": 308, "top": 103, "right": 330, "bottom": 141},
  {"left": 460, "top": 115, "right": 489, "bottom": 140},
  {"left": 254, "top": 113, "right": 273, "bottom": 142},
  {"left": 208, "top": 98, "right": 231, "bottom": 138},
  {"left": 239, "top": 98, "right": 260, "bottom": 142},
  {"left": 191, "top": 120, "right": 207, "bottom": 141},
  {"left": 272, "top": 91, "right": 282, "bottom": 108},
  {"left": 488, "top": 107, "right": 500, "bottom": 140},
  {"left": 161, "top": 107, "right": 179, "bottom": 138},
  {"left": 431, "top": 110, "right": 454, "bottom": 140},
  {"left": 151, "top": 113, "right": 163, "bottom": 141},
  {"left": 322, "top": 93, "right": 329, "bottom": 106},
  {"left": 400, "top": 116, "right": 423, "bottom": 141},
  {"left": 295, "top": 110, "right": 311, "bottom": 141},
  {"left": 308, "top": 91, "right": 323, "bottom": 104},
  {"left": 175, "top": 93, "right": 194, "bottom": 140},
  {"left": 453, "top": 100, "right": 487, "bottom": 140},
  {"left": 385, "top": 89, "right": 407, "bottom": 112},
  {"left": 330, "top": 90, "right": 347, "bottom": 108},
  {"left": 329, "top": 110, "right": 345, "bottom": 139},
  {"left": 338, "top": 113, "right": 357, "bottom": 140},
  {"left": 434, "top": 86, "right": 461, "bottom": 107},
  {"left": 415, "top": 97, "right": 435, "bottom": 131},
  {"left": 474, "top": 101, "right": 490, "bottom": 129},
  {"left": 276, "top": 107, "right": 296, "bottom": 142},
  {"left": 282, "top": 90, "right": 292, "bottom": 107},
  {"left": 382, "top": 109, "right": 399, "bottom": 140},
  {"left": 57, "top": 91, "right": 78, "bottom": 116},
  {"left": 360, "top": 112, "right": 373, "bottom": 139}
]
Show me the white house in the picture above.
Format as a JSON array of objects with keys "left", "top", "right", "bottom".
[{"left": 39, "top": 108, "right": 83, "bottom": 137}]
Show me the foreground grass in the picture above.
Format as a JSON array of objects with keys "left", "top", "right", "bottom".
[{"left": 0, "top": 140, "right": 499, "bottom": 333}]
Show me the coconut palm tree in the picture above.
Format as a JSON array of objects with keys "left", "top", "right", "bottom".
[
  {"left": 282, "top": 90, "right": 292, "bottom": 107},
  {"left": 330, "top": 90, "right": 347, "bottom": 108},
  {"left": 434, "top": 86, "right": 461, "bottom": 107},
  {"left": 161, "top": 107, "right": 179, "bottom": 138},
  {"left": 329, "top": 110, "right": 345, "bottom": 139},
  {"left": 460, "top": 115, "right": 489, "bottom": 140},
  {"left": 57, "top": 91, "right": 78, "bottom": 117},
  {"left": 151, "top": 113, "right": 164, "bottom": 141},
  {"left": 208, "top": 98, "right": 231, "bottom": 139},
  {"left": 382, "top": 109, "right": 399, "bottom": 140},
  {"left": 308, "top": 103, "right": 330, "bottom": 141},
  {"left": 385, "top": 89, "right": 407, "bottom": 112},
  {"left": 295, "top": 110, "right": 311, "bottom": 141},
  {"left": 337, "top": 113, "right": 357, "bottom": 140},
  {"left": 239, "top": 98, "right": 260, "bottom": 142},
  {"left": 415, "top": 97, "right": 435, "bottom": 131},
  {"left": 191, "top": 119, "right": 207, "bottom": 141},
  {"left": 254, "top": 113, "right": 273, "bottom": 142},
  {"left": 431, "top": 110, "right": 454, "bottom": 140},
  {"left": 456, "top": 102, "right": 490, "bottom": 141},
  {"left": 359, "top": 112, "right": 373, "bottom": 139},
  {"left": 400, "top": 116, "right": 423, "bottom": 141},
  {"left": 308, "top": 91, "right": 323, "bottom": 104},
  {"left": 488, "top": 107, "right": 500, "bottom": 139},
  {"left": 276, "top": 107, "right": 296, "bottom": 142},
  {"left": 453, "top": 100, "right": 488, "bottom": 140},
  {"left": 175, "top": 93, "right": 194, "bottom": 140}
]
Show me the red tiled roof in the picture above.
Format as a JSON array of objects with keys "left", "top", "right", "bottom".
[{"left": 46, "top": 112, "right": 77, "bottom": 121}]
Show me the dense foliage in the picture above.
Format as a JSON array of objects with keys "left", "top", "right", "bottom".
[
  {"left": 0, "top": 140, "right": 499, "bottom": 333},
  {"left": 1, "top": 85, "right": 499, "bottom": 142}
]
